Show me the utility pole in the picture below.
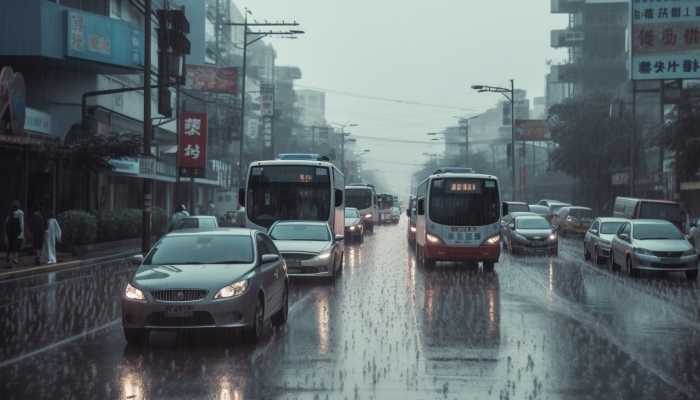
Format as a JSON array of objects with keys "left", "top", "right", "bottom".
[
  {"left": 330, "top": 122, "right": 358, "bottom": 173},
  {"left": 221, "top": 12, "right": 304, "bottom": 190},
  {"left": 142, "top": 0, "right": 153, "bottom": 254}
]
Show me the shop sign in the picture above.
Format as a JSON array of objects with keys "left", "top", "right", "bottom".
[
  {"left": 25, "top": 107, "right": 51, "bottom": 135},
  {"left": 178, "top": 112, "right": 208, "bottom": 177},
  {"left": 186, "top": 65, "right": 238, "bottom": 93},
  {"left": 109, "top": 158, "right": 140, "bottom": 175},
  {"left": 66, "top": 10, "right": 144, "bottom": 68}
]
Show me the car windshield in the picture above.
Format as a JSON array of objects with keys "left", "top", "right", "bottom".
[
  {"left": 633, "top": 223, "right": 684, "bottom": 240},
  {"left": 270, "top": 224, "right": 330, "bottom": 241},
  {"left": 144, "top": 235, "right": 253, "bottom": 265},
  {"left": 570, "top": 209, "right": 593, "bottom": 219},
  {"left": 600, "top": 222, "right": 625, "bottom": 234},
  {"left": 345, "top": 208, "right": 360, "bottom": 218},
  {"left": 508, "top": 203, "right": 529, "bottom": 213},
  {"left": 516, "top": 217, "right": 551, "bottom": 230}
]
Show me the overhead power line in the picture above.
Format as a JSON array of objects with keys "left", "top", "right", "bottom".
[
  {"left": 351, "top": 134, "right": 503, "bottom": 145},
  {"left": 296, "top": 84, "right": 475, "bottom": 112}
]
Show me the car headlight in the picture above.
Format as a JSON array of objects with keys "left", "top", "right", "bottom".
[
  {"left": 215, "top": 280, "right": 249, "bottom": 299},
  {"left": 486, "top": 234, "right": 500, "bottom": 245},
  {"left": 124, "top": 283, "right": 145, "bottom": 301},
  {"left": 426, "top": 233, "right": 443, "bottom": 244},
  {"left": 634, "top": 248, "right": 653, "bottom": 256},
  {"left": 682, "top": 249, "right": 697, "bottom": 257},
  {"left": 315, "top": 250, "right": 332, "bottom": 260},
  {"left": 364, "top": 214, "right": 373, "bottom": 219},
  {"left": 410, "top": 226, "right": 416, "bottom": 233},
  {"left": 349, "top": 226, "right": 356, "bottom": 231},
  {"left": 548, "top": 233, "right": 557, "bottom": 241}
]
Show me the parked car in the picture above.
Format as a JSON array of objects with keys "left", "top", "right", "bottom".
[
  {"left": 169, "top": 215, "right": 219, "bottom": 232},
  {"left": 344, "top": 207, "right": 364, "bottom": 243},
  {"left": 613, "top": 197, "right": 688, "bottom": 233},
  {"left": 501, "top": 211, "right": 537, "bottom": 232},
  {"left": 609, "top": 219, "right": 698, "bottom": 280},
  {"left": 389, "top": 206, "right": 401, "bottom": 224},
  {"left": 583, "top": 217, "right": 627, "bottom": 264},
  {"left": 502, "top": 215, "right": 558, "bottom": 256},
  {"left": 268, "top": 221, "right": 344, "bottom": 280},
  {"left": 121, "top": 228, "right": 288, "bottom": 345},
  {"left": 528, "top": 205, "right": 549, "bottom": 218},
  {"left": 552, "top": 206, "right": 594, "bottom": 236},
  {"left": 502, "top": 201, "right": 530, "bottom": 217}
]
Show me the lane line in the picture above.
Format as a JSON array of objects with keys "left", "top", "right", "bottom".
[{"left": 0, "top": 320, "right": 120, "bottom": 369}]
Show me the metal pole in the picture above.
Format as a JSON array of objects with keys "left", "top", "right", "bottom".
[
  {"left": 142, "top": 0, "right": 153, "bottom": 254},
  {"left": 464, "top": 121, "right": 469, "bottom": 168},
  {"left": 630, "top": 80, "right": 637, "bottom": 196},
  {"left": 237, "top": 13, "right": 248, "bottom": 192},
  {"left": 510, "top": 79, "right": 516, "bottom": 200},
  {"left": 340, "top": 127, "right": 345, "bottom": 173}
]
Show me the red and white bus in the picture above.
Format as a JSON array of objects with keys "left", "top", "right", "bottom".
[{"left": 415, "top": 170, "right": 502, "bottom": 270}]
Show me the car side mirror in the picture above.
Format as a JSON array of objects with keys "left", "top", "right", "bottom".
[
  {"left": 130, "top": 254, "right": 144, "bottom": 266},
  {"left": 590, "top": 229, "right": 598, "bottom": 235},
  {"left": 335, "top": 235, "right": 345, "bottom": 242},
  {"left": 238, "top": 188, "right": 246, "bottom": 207},
  {"left": 619, "top": 233, "right": 629, "bottom": 241},
  {"left": 261, "top": 254, "right": 280, "bottom": 264},
  {"left": 508, "top": 223, "right": 515, "bottom": 229}
]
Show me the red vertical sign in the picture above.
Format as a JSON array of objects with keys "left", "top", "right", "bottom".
[{"left": 178, "top": 112, "right": 208, "bottom": 172}]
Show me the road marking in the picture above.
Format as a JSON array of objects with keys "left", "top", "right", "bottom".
[{"left": 0, "top": 320, "right": 120, "bottom": 369}]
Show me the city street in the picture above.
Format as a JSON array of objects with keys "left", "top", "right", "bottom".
[{"left": 1, "top": 219, "right": 700, "bottom": 400}]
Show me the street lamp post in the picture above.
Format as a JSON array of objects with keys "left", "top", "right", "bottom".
[
  {"left": 330, "top": 122, "right": 358, "bottom": 173},
  {"left": 471, "top": 80, "right": 516, "bottom": 200}
]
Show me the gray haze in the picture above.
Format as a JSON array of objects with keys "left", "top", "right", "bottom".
[{"left": 240, "top": 0, "right": 567, "bottom": 196}]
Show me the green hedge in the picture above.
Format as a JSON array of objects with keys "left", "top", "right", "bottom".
[
  {"left": 95, "top": 207, "right": 169, "bottom": 242},
  {"left": 57, "top": 210, "right": 98, "bottom": 246}
]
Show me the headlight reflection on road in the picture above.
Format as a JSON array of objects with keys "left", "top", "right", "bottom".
[
  {"left": 317, "top": 294, "right": 330, "bottom": 354},
  {"left": 548, "top": 259, "right": 555, "bottom": 303},
  {"left": 120, "top": 370, "right": 145, "bottom": 400},
  {"left": 218, "top": 376, "right": 243, "bottom": 400}
]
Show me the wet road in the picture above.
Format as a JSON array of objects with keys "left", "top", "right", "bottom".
[{"left": 2, "top": 220, "right": 700, "bottom": 399}]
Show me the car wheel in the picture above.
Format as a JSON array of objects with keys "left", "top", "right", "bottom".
[
  {"left": 608, "top": 251, "right": 618, "bottom": 271},
  {"left": 424, "top": 256, "right": 435, "bottom": 269},
  {"left": 271, "top": 285, "right": 288, "bottom": 327},
  {"left": 337, "top": 254, "right": 344, "bottom": 275},
  {"left": 685, "top": 269, "right": 698, "bottom": 281},
  {"left": 626, "top": 256, "right": 639, "bottom": 278},
  {"left": 359, "top": 233, "right": 364, "bottom": 243},
  {"left": 483, "top": 261, "right": 495, "bottom": 272},
  {"left": 245, "top": 295, "right": 265, "bottom": 343},
  {"left": 592, "top": 246, "right": 601, "bottom": 265},
  {"left": 123, "top": 328, "right": 148, "bottom": 346},
  {"left": 584, "top": 244, "right": 591, "bottom": 261}
]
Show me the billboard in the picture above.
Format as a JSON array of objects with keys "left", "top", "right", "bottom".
[
  {"left": 178, "top": 112, "right": 208, "bottom": 177},
  {"left": 66, "top": 10, "right": 144, "bottom": 68},
  {"left": 186, "top": 65, "right": 238, "bottom": 93},
  {"left": 515, "top": 119, "right": 550, "bottom": 141},
  {"left": 631, "top": 1, "right": 700, "bottom": 80}
]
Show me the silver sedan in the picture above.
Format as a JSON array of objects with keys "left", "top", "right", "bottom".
[
  {"left": 269, "top": 221, "right": 344, "bottom": 281},
  {"left": 121, "top": 229, "right": 289, "bottom": 345},
  {"left": 583, "top": 217, "right": 626, "bottom": 264},
  {"left": 609, "top": 219, "right": 698, "bottom": 280}
]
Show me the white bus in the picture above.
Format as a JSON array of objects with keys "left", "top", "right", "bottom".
[
  {"left": 415, "top": 170, "right": 502, "bottom": 270},
  {"left": 240, "top": 160, "right": 345, "bottom": 238},
  {"left": 345, "top": 184, "right": 378, "bottom": 232}
]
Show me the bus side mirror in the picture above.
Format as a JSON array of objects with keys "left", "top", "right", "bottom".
[
  {"left": 335, "top": 189, "right": 343, "bottom": 207},
  {"left": 238, "top": 188, "right": 246, "bottom": 207},
  {"left": 406, "top": 208, "right": 410, "bottom": 217}
]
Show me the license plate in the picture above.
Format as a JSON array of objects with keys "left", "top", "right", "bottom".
[
  {"left": 165, "top": 305, "right": 193, "bottom": 317},
  {"left": 287, "top": 260, "right": 301, "bottom": 267},
  {"left": 660, "top": 258, "right": 679, "bottom": 263}
]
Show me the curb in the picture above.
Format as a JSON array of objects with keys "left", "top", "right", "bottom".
[{"left": 0, "top": 250, "right": 139, "bottom": 281}]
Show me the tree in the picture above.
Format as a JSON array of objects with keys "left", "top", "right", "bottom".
[
  {"left": 660, "top": 91, "right": 700, "bottom": 184},
  {"left": 547, "top": 93, "right": 632, "bottom": 211}
]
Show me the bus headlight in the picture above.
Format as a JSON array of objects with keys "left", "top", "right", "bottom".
[
  {"left": 486, "top": 234, "right": 500, "bottom": 245},
  {"left": 410, "top": 226, "right": 416, "bottom": 233},
  {"left": 427, "top": 233, "right": 443, "bottom": 245}
]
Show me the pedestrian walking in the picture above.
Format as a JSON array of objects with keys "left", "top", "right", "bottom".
[
  {"left": 30, "top": 204, "right": 45, "bottom": 265},
  {"left": 42, "top": 212, "right": 62, "bottom": 265},
  {"left": 4, "top": 201, "right": 24, "bottom": 266}
]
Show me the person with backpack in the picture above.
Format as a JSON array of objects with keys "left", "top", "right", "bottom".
[{"left": 4, "top": 201, "right": 24, "bottom": 266}]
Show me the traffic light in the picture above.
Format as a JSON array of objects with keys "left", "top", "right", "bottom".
[{"left": 156, "top": 9, "right": 191, "bottom": 117}]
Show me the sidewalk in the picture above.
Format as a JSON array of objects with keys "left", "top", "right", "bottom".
[{"left": 0, "top": 251, "right": 78, "bottom": 270}]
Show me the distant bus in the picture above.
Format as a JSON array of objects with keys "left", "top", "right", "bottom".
[
  {"left": 613, "top": 197, "right": 688, "bottom": 232},
  {"left": 377, "top": 194, "right": 395, "bottom": 224},
  {"left": 415, "top": 171, "right": 502, "bottom": 270},
  {"left": 240, "top": 160, "right": 345, "bottom": 238},
  {"left": 345, "top": 184, "right": 378, "bottom": 232}
]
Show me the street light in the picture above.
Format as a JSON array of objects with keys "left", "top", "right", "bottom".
[
  {"left": 330, "top": 122, "right": 359, "bottom": 173},
  {"left": 471, "top": 80, "right": 516, "bottom": 200}
]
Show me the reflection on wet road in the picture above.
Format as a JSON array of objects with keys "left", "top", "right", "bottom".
[{"left": 2, "top": 221, "right": 700, "bottom": 399}]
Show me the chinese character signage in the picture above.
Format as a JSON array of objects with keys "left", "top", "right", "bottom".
[
  {"left": 186, "top": 65, "right": 238, "bottom": 94},
  {"left": 178, "top": 112, "right": 208, "bottom": 176},
  {"left": 66, "top": 10, "right": 144, "bottom": 68},
  {"left": 260, "top": 84, "right": 275, "bottom": 117},
  {"left": 515, "top": 119, "right": 550, "bottom": 141},
  {"left": 631, "top": 0, "right": 700, "bottom": 80}
]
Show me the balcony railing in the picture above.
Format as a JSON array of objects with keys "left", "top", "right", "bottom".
[{"left": 551, "top": 29, "right": 584, "bottom": 48}]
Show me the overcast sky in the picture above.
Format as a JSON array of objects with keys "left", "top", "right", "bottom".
[{"left": 238, "top": 0, "right": 567, "bottom": 196}]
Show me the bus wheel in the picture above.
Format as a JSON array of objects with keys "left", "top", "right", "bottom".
[{"left": 483, "top": 261, "right": 495, "bottom": 272}]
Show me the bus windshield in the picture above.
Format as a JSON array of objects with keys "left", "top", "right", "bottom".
[
  {"left": 639, "top": 202, "right": 682, "bottom": 225},
  {"left": 429, "top": 178, "right": 499, "bottom": 226},
  {"left": 247, "top": 165, "right": 331, "bottom": 228},
  {"left": 346, "top": 188, "right": 373, "bottom": 210}
]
